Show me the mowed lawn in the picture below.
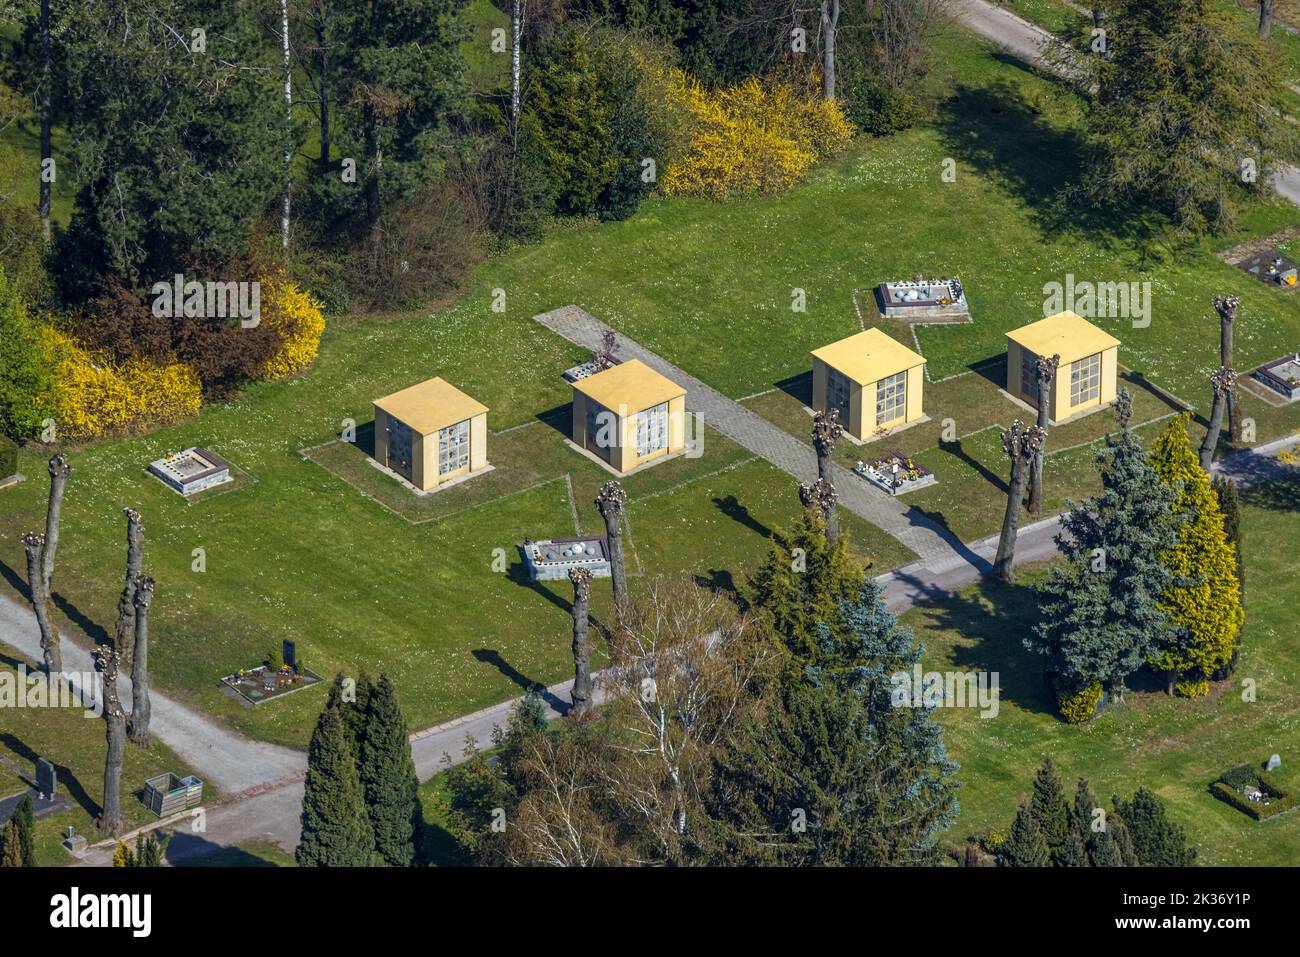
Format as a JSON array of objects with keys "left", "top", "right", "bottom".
[
  {"left": 906, "top": 491, "right": 1300, "bottom": 866},
  {"left": 1, "top": 27, "right": 1299, "bottom": 754}
]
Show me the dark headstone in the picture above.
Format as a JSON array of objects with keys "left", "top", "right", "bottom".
[
  {"left": 282, "top": 639, "right": 297, "bottom": 670},
  {"left": 36, "top": 758, "right": 57, "bottom": 798}
]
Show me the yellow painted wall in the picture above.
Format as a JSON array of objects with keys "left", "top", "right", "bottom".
[
  {"left": 1007, "top": 341, "right": 1026, "bottom": 401},
  {"left": 470, "top": 412, "right": 488, "bottom": 472},
  {"left": 813, "top": 357, "right": 865, "bottom": 439}
]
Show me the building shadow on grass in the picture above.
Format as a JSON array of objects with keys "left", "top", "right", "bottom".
[
  {"left": 0, "top": 731, "right": 99, "bottom": 819},
  {"left": 353, "top": 420, "right": 376, "bottom": 458},
  {"left": 535, "top": 404, "right": 572, "bottom": 440},
  {"left": 907, "top": 578, "right": 1056, "bottom": 716},
  {"left": 775, "top": 371, "right": 813, "bottom": 407},
  {"left": 971, "top": 354, "right": 1007, "bottom": 390}
]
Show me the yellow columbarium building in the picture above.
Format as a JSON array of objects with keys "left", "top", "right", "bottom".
[
  {"left": 1006, "top": 311, "right": 1120, "bottom": 423},
  {"left": 571, "top": 359, "right": 687, "bottom": 474},
  {"left": 372, "top": 377, "right": 489, "bottom": 491},
  {"left": 810, "top": 328, "right": 927, "bottom": 440}
]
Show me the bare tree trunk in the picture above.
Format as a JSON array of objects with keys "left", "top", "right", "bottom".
[
  {"left": 96, "top": 648, "right": 126, "bottom": 837},
  {"left": 128, "top": 576, "right": 154, "bottom": 747},
  {"left": 1026, "top": 354, "right": 1058, "bottom": 515},
  {"left": 281, "top": 0, "right": 293, "bottom": 250},
  {"left": 1199, "top": 368, "right": 1234, "bottom": 471},
  {"left": 511, "top": 0, "right": 523, "bottom": 140},
  {"left": 1261, "top": 0, "right": 1276, "bottom": 38},
  {"left": 22, "top": 533, "right": 60, "bottom": 674},
  {"left": 38, "top": 0, "right": 51, "bottom": 242},
  {"left": 820, "top": 0, "right": 840, "bottom": 100},
  {"left": 811, "top": 409, "right": 841, "bottom": 482},
  {"left": 993, "top": 422, "right": 1045, "bottom": 583},
  {"left": 1214, "top": 295, "right": 1241, "bottom": 443},
  {"left": 568, "top": 567, "right": 593, "bottom": 718},
  {"left": 800, "top": 478, "right": 840, "bottom": 545},
  {"left": 596, "top": 481, "right": 629, "bottom": 616},
  {"left": 315, "top": 1, "right": 330, "bottom": 168},
  {"left": 41, "top": 453, "right": 70, "bottom": 594},
  {"left": 114, "top": 508, "right": 143, "bottom": 656}
]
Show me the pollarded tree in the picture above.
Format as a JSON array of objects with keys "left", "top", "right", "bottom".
[
  {"left": 1026, "top": 390, "right": 1181, "bottom": 711},
  {"left": 358, "top": 674, "right": 420, "bottom": 866},
  {"left": 799, "top": 477, "right": 840, "bottom": 545},
  {"left": 1113, "top": 787, "right": 1196, "bottom": 866},
  {"left": 993, "top": 420, "right": 1046, "bottom": 582},
  {"left": 1198, "top": 367, "right": 1235, "bottom": 470},
  {"left": 1147, "top": 414, "right": 1243, "bottom": 697},
  {"left": 113, "top": 508, "right": 143, "bottom": 655},
  {"left": 42, "top": 452, "right": 69, "bottom": 593},
  {"left": 95, "top": 647, "right": 126, "bottom": 836},
  {"left": 21, "top": 532, "right": 60, "bottom": 674},
  {"left": 568, "top": 566, "right": 594, "bottom": 718},
  {"left": 811, "top": 409, "right": 841, "bottom": 482},
  {"left": 999, "top": 803, "right": 1050, "bottom": 867},
  {"left": 297, "top": 704, "right": 375, "bottom": 866},
  {"left": 746, "top": 507, "right": 863, "bottom": 664},
  {"left": 595, "top": 480, "right": 629, "bottom": 615},
  {"left": 1027, "top": 354, "right": 1059, "bottom": 515},
  {"left": 1213, "top": 295, "right": 1242, "bottom": 442},
  {"left": 127, "top": 575, "right": 154, "bottom": 746}
]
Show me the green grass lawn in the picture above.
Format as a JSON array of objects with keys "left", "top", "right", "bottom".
[
  {"left": 905, "top": 490, "right": 1300, "bottom": 866},
  {"left": 0, "top": 662, "right": 208, "bottom": 866},
  {"left": 1, "top": 26, "right": 1299, "bottom": 757}
]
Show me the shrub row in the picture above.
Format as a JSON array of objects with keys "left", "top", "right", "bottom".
[{"left": 1209, "top": 770, "right": 1298, "bottom": 821}]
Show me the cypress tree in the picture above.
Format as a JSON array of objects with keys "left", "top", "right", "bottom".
[
  {"left": 999, "top": 804, "right": 1050, "bottom": 867},
  {"left": 358, "top": 674, "right": 421, "bottom": 866},
  {"left": 0, "top": 821, "right": 21, "bottom": 867},
  {"left": 1029, "top": 757, "right": 1072, "bottom": 853},
  {"left": 12, "top": 794, "right": 36, "bottom": 867},
  {"left": 1026, "top": 390, "right": 1181, "bottom": 711},
  {"left": 327, "top": 671, "right": 373, "bottom": 752},
  {"left": 1113, "top": 788, "right": 1196, "bottom": 866},
  {"left": 297, "top": 705, "right": 374, "bottom": 866},
  {"left": 1213, "top": 473, "right": 1245, "bottom": 596},
  {"left": 1147, "top": 415, "right": 1243, "bottom": 696}
]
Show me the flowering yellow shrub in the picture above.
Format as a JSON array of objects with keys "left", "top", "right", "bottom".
[
  {"left": 1057, "top": 681, "right": 1103, "bottom": 724},
  {"left": 43, "top": 328, "right": 202, "bottom": 439},
  {"left": 661, "top": 72, "right": 855, "bottom": 199},
  {"left": 259, "top": 268, "right": 326, "bottom": 381}
]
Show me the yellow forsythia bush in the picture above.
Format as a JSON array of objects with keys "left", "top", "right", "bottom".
[
  {"left": 1057, "top": 681, "right": 1103, "bottom": 724},
  {"left": 43, "top": 327, "right": 202, "bottom": 439},
  {"left": 259, "top": 267, "right": 326, "bottom": 381},
  {"left": 661, "top": 72, "right": 855, "bottom": 199}
]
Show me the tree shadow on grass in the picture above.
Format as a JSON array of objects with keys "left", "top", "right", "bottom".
[
  {"left": 934, "top": 80, "right": 1157, "bottom": 248},
  {"left": 168, "top": 833, "right": 282, "bottom": 867},
  {"left": 907, "top": 578, "right": 1056, "bottom": 717},
  {"left": 0, "top": 731, "right": 99, "bottom": 820},
  {"left": 1235, "top": 465, "right": 1300, "bottom": 514},
  {"left": 50, "top": 592, "right": 112, "bottom": 649},
  {"left": 0, "top": 556, "right": 30, "bottom": 602},
  {"left": 471, "top": 649, "right": 568, "bottom": 714},
  {"left": 712, "top": 494, "right": 772, "bottom": 539},
  {"left": 938, "top": 438, "right": 1009, "bottom": 495}
]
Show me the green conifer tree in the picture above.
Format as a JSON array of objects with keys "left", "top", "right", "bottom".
[
  {"left": 359, "top": 674, "right": 421, "bottom": 866},
  {"left": 1029, "top": 757, "right": 1072, "bottom": 853},
  {"left": 297, "top": 705, "right": 375, "bottom": 866},
  {"left": 999, "top": 803, "right": 1050, "bottom": 867},
  {"left": 1026, "top": 391, "right": 1181, "bottom": 711},
  {"left": 0, "top": 820, "right": 22, "bottom": 867},
  {"left": 1147, "top": 415, "right": 1244, "bottom": 696},
  {"left": 12, "top": 793, "right": 36, "bottom": 867},
  {"left": 1113, "top": 787, "right": 1197, "bottom": 866}
]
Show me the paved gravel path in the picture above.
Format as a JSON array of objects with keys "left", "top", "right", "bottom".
[{"left": 535, "top": 305, "right": 972, "bottom": 564}]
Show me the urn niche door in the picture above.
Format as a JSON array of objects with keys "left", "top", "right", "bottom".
[{"left": 387, "top": 416, "right": 414, "bottom": 481}]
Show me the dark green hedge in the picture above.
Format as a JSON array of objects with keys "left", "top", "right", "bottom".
[
  {"left": 0, "top": 435, "right": 17, "bottom": 481},
  {"left": 1210, "top": 772, "right": 1297, "bottom": 821}
]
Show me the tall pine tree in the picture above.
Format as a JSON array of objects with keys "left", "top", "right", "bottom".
[
  {"left": 297, "top": 704, "right": 374, "bottom": 866},
  {"left": 999, "top": 803, "right": 1050, "bottom": 867},
  {"left": 1026, "top": 390, "right": 1181, "bottom": 714},
  {"left": 358, "top": 674, "right": 421, "bottom": 866},
  {"left": 1114, "top": 787, "right": 1197, "bottom": 866}
]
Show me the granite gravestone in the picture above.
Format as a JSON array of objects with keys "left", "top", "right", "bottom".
[
  {"left": 282, "top": 639, "right": 296, "bottom": 671},
  {"left": 36, "top": 758, "right": 57, "bottom": 799},
  {"left": 1267, "top": 754, "right": 1282, "bottom": 771}
]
